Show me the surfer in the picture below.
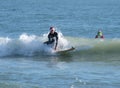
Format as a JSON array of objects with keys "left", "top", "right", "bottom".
[
  {"left": 95, "top": 30, "right": 104, "bottom": 39},
  {"left": 44, "top": 27, "right": 58, "bottom": 50}
]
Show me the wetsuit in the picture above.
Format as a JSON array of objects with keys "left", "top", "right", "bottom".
[
  {"left": 44, "top": 32, "right": 58, "bottom": 48},
  {"left": 95, "top": 35, "right": 104, "bottom": 39},
  {"left": 95, "top": 32, "right": 104, "bottom": 39}
]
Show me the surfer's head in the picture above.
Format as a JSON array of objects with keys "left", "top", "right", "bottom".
[{"left": 50, "top": 26, "right": 55, "bottom": 33}]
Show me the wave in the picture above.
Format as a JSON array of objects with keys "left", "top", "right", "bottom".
[
  {"left": 66, "top": 37, "right": 120, "bottom": 61},
  {"left": 0, "top": 33, "right": 120, "bottom": 57},
  {"left": 0, "top": 32, "right": 71, "bottom": 57},
  {"left": 67, "top": 37, "right": 120, "bottom": 53}
]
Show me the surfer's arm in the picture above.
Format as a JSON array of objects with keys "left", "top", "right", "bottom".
[
  {"left": 101, "top": 35, "right": 104, "bottom": 39},
  {"left": 48, "top": 33, "right": 51, "bottom": 41},
  {"left": 95, "top": 35, "right": 98, "bottom": 38},
  {"left": 54, "top": 33, "right": 58, "bottom": 50}
]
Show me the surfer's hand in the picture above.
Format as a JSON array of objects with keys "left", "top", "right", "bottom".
[{"left": 54, "top": 47, "right": 57, "bottom": 50}]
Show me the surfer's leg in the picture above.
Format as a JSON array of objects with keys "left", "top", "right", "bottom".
[
  {"left": 44, "top": 41, "right": 49, "bottom": 44},
  {"left": 44, "top": 41, "right": 54, "bottom": 45}
]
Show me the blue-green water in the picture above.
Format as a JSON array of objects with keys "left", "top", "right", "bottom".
[{"left": 0, "top": 0, "right": 120, "bottom": 88}]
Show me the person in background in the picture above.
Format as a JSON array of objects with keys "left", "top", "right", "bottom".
[
  {"left": 95, "top": 30, "right": 104, "bottom": 39},
  {"left": 44, "top": 27, "right": 58, "bottom": 50}
]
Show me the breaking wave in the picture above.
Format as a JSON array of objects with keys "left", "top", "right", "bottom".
[
  {"left": 0, "top": 32, "right": 71, "bottom": 57},
  {"left": 0, "top": 32, "right": 120, "bottom": 58}
]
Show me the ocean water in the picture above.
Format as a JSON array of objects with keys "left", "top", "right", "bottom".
[{"left": 0, "top": 0, "right": 120, "bottom": 88}]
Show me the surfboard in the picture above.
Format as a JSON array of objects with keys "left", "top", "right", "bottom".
[{"left": 56, "top": 47, "right": 75, "bottom": 53}]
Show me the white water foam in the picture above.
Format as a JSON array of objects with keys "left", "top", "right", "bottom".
[{"left": 0, "top": 32, "right": 70, "bottom": 57}]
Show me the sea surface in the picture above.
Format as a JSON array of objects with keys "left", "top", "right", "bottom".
[{"left": 0, "top": 0, "right": 120, "bottom": 88}]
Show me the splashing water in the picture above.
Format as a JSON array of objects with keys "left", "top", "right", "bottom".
[{"left": 0, "top": 32, "right": 70, "bottom": 57}]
